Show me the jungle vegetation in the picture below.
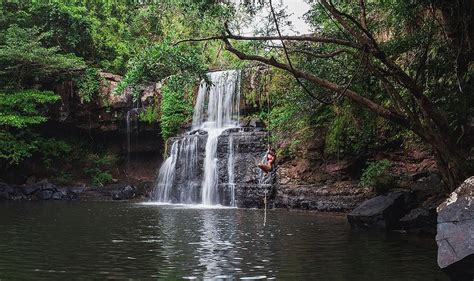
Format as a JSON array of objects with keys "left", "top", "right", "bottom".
[{"left": 0, "top": 0, "right": 472, "bottom": 189}]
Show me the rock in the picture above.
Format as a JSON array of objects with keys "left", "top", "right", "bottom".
[
  {"left": 23, "top": 185, "right": 41, "bottom": 195},
  {"left": 37, "top": 189, "right": 54, "bottom": 200},
  {"left": 9, "top": 188, "right": 26, "bottom": 200},
  {"left": 136, "top": 181, "right": 153, "bottom": 197},
  {"left": 399, "top": 207, "right": 436, "bottom": 234},
  {"left": 266, "top": 182, "right": 371, "bottom": 211},
  {"left": 0, "top": 182, "right": 12, "bottom": 200},
  {"left": 25, "top": 175, "right": 37, "bottom": 185},
  {"left": 249, "top": 118, "right": 264, "bottom": 128},
  {"left": 52, "top": 191, "right": 64, "bottom": 200},
  {"left": 399, "top": 196, "right": 445, "bottom": 235},
  {"left": 112, "top": 185, "right": 137, "bottom": 200},
  {"left": 236, "top": 183, "right": 273, "bottom": 208},
  {"left": 347, "top": 191, "right": 415, "bottom": 229},
  {"left": 239, "top": 119, "right": 250, "bottom": 127},
  {"left": 62, "top": 189, "right": 78, "bottom": 200},
  {"left": 436, "top": 177, "right": 474, "bottom": 281}
]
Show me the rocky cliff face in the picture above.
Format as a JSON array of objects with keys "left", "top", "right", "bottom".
[
  {"left": 158, "top": 127, "right": 269, "bottom": 205},
  {"left": 51, "top": 72, "right": 160, "bottom": 132},
  {"left": 47, "top": 72, "right": 164, "bottom": 182}
]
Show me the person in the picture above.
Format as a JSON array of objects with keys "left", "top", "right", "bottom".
[{"left": 257, "top": 147, "right": 276, "bottom": 175}]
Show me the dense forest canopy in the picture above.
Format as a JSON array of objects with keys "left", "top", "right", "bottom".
[{"left": 0, "top": 0, "right": 472, "bottom": 190}]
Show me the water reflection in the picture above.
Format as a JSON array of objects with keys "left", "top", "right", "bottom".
[{"left": 0, "top": 202, "right": 447, "bottom": 280}]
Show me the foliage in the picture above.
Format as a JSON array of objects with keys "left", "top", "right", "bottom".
[
  {"left": 54, "top": 171, "right": 73, "bottom": 185},
  {"left": 36, "top": 137, "right": 73, "bottom": 167},
  {"left": 360, "top": 160, "right": 396, "bottom": 194},
  {"left": 0, "top": 90, "right": 60, "bottom": 128},
  {"left": 160, "top": 76, "right": 195, "bottom": 140},
  {"left": 0, "top": 130, "right": 72, "bottom": 167},
  {"left": 324, "top": 103, "right": 390, "bottom": 155},
  {"left": 0, "top": 25, "right": 85, "bottom": 86},
  {"left": 139, "top": 105, "right": 159, "bottom": 124},
  {"left": 0, "top": 130, "right": 36, "bottom": 165},
  {"left": 84, "top": 153, "right": 116, "bottom": 187},
  {"left": 76, "top": 68, "right": 101, "bottom": 103},
  {"left": 114, "top": 40, "right": 206, "bottom": 97}
]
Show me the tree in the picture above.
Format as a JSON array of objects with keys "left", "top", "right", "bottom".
[
  {"left": 0, "top": 24, "right": 83, "bottom": 166},
  {"left": 183, "top": 0, "right": 473, "bottom": 189},
  {"left": 0, "top": 25, "right": 85, "bottom": 87}
]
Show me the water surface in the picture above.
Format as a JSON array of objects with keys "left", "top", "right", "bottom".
[{"left": 0, "top": 202, "right": 447, "bottom": 280}]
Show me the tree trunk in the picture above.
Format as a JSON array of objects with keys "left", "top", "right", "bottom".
[{"left": 415, "top": 125, "right": 469, "bottom": 190}]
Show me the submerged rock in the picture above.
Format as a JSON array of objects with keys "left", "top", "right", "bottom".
[
  {"left": 436, "top": 177, "right": 474, "bottom": 281},
  {"left": 347, "top": 191, "right": 415, "bottom": 229}
]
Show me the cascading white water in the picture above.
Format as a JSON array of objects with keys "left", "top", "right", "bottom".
[
  {"left": 126, "top": 108, "right": 139, "bottom": 172},
  {"left": 199, "top": 70, "right": 240, "bottom": 205},
  {"left": 154, "top": 141, "right": 179, "bottom": 202},
  {"left": 178, "top": 135, "right": 199, "bottom": 203},
  {"left": 227, "top": 134, "right": 236, "bottom": 207},
  {"left": 154, "top": 70, "right": 241, "bottom": 205}
]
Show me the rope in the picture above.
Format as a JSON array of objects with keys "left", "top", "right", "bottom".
[
  {"left": 263, "top": 188, "right": 267, "bottom": 227},
  {"left": 266, "top": 87, "right": 271, "bottom": 146}
]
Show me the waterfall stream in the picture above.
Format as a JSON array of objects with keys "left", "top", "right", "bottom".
[
  {"left": 154, "top": 70, "right": 241, "bottom": 205},
  {"left": 126, "top": 108, "right": 139, "bottom": 173}
]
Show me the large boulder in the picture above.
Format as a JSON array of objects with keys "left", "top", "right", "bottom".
[
  {"left": 436, "top": 177, "right": 474, "bottom": 281},
  {"left": 0, "top": 182, "right": 13, "bottom": 200},
  {"left": 112, "top": 185, "right": 138, "bottom": 200},
  {"left": 399, "top": 196, "right": 445, "bottom": 235},
  {"left": 347, "top": 191, "right": 415, "bottom": 229}
]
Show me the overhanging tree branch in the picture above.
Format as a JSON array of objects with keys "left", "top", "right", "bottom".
[
  {"left": 173, "top": 33, "right": 361, "bottom": 49},
  {"left": 222, "top": 37, "right": 409, "bottom": 127}
]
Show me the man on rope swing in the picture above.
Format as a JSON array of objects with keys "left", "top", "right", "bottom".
[{"left": 257, "top": 146, "right": 276, "bottom": 175}]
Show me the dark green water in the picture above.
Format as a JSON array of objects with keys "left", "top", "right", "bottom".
[{"left": 0, "top": 202, "right": 447, "bottom": 280}]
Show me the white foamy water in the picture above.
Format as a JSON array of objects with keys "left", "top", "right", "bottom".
[{"left": 154, "top": 70, "right": 241, "bottom": 206}]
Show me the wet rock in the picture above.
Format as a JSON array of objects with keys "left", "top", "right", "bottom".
[
  {"left": 236, "top": 183, "right": 274, "bottom": 208},
  {"left": 23, "top": 185, "right": 41, "bottom": 196},
  {"left": 52, "top": 191, "right": 64, "bottom": 200},
  {"left": 0, "top": 182, "right": 12, "bottom": 200},
  {"left": 249, "top": 118, "right": 264, "bottom": 128},
  {"left": 275, "top": 183, "right": 371, "bottom": 212},
  {"left": 112, "top": 185, "right": 137, "bottom": 200},
  {"left": 347, "top": 191, "right": 415, "bottom": 229},
  {"left": 399, "top": 196, "right": 444, "bottom": 235},
  {"left": 9, "top": 188, "right": 27, "bottom": 201},
  {"left": 399, "top": 207, "right": 436, "bottom": 234},
  {"left": 436, "top": 177, "right": 474, "bottom": 281},
  {"left": 239, "top": 119, "right": 250, "bottom": 127},
  {"left": 37, "top": 189, "right": 54, "bottom": 200},
  {"left": 63, "top": 189, "right": 78, "bottom": 200},
  {"left": 136, "top": 181, "right": 153, "bottom": 198}
]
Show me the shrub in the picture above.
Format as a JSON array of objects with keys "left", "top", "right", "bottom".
[
  {"left": 76, "top": 68, "right": 101, "bottom": 103},
  {"left": 84, "top": 153, "right": 116, "bottom": 187},
  {"left": 360, "top": 160, "right": 396, "bottom": 194},
  {"left": 139, "top": 105, "right": 159, "bottom": 124},
  {"left": 160, "top": 75, "right": 194, "bottom": 140}
]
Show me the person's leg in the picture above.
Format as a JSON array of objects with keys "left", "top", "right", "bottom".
[{"left": 258, "top": 163, "right": 271, "bottom": 173}]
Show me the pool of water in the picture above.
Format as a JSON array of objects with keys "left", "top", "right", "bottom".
[{"left": 0, "top": 202, "right": 447, "bottom": 280}]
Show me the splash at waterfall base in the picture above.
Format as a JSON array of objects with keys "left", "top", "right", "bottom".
[
  {"left": 153, "top": 70, "right": 278, "bottom": 207},
  {"left": 154, "top": 128, "right": 275, "bottom": 207},
  {"left": 151, "top": 70, "right": 374, "bottom": 209}
]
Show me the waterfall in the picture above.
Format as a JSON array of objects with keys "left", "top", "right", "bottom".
[
  {"left": 178, "top": 135, "right": 199, "bottom": 203},
  {"left": 126, "top": 108, "right": 139, "bottom": 173},
  {"left": 154, "top": 141, "right": 179, "bottom": 202},
  {"left": 154, "top": 70, "right": 241, "bottom": 205},
  {"left": 227, "top": 134, "right": 236, "bottom": 207}
]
